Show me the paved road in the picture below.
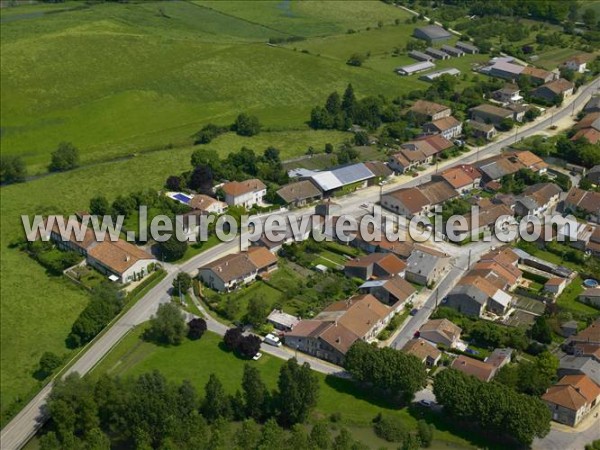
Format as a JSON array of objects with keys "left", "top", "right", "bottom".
[
  {"left": 2, "top": 77, "right": 598, "bottom": 450},
  {"left": 190, "top": 293, "right": 347, "bottom": 377},
  {"left": 391, "top": 238, "right": 499, "bottom": 350}
]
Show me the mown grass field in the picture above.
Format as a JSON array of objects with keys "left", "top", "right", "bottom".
[{"left": 89, "top": 326, "right": 476, "bottom": 449}]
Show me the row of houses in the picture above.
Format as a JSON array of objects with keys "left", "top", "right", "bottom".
[
  {"left": 43, "top": 217, "right": 156, "bottom": 283},
  {"left": 198, "top": 247, "right": 278, "bottom": 292},
  {"left": 543, "top": 320, "right": 600, "bottom": 427},
  {"left": 445, "top": 246, "right": 522, "bottom": 318},
  {"left": 383, "top": 150, "right": 548, "bottom": 220},
  {"left": 285, "top": 294, "right": 395, "bottom": 365},
  {"left": 403, "top": 318, "right": 512, "bottom": 382}
]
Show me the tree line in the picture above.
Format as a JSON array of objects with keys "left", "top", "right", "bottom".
[
  {"left": 433, "top": 368, "right": 551, "bottom": 446},
  {"left": 344, "top": 341, "right": 427, "bottom": 403},
  {"left": 40, "top": 357, "right": 322, "bottom": 450}
]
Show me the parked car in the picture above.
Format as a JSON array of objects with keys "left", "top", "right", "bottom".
[
  {"left": 465, "top": 348, "right": 479, "bottom": 355},
  {"left": 410, "top": 308, "right": 419, "bottom": 316},
  {"left": 419, "top": 399, "right": 434, "bottom": 407},
  {"left": 252, "top": 352, "right": 263, "bottom": 361},
  {"left": 264, "top": 333, "right": 282, "bottom": 347}
]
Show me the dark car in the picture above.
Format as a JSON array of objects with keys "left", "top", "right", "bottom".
[{"left": 410, "top": 308, "right": 419, "bottom": 316}]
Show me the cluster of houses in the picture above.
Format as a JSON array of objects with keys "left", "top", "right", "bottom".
[
  {"left": 383, "top": 148, "right": 552, "bottom": 230},
  {"left": 480, "top": 56, "right": 577, "bottom": 105},
  {"left": 402, "top": 317, "right": 513, "bottom": 381},
  {"left": 543, "top": 319, "right": 600, "bottom": 427},
  {"left": 41, "top": 216, "right": 157, "bottom": 284}
]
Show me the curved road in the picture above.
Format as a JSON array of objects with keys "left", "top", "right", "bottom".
[{"left": 1, "top": 77, "right": 598, "bottom": 450}]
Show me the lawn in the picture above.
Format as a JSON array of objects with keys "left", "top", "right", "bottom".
[
  {"left": 89, "top": 326, "right": 476, "bottom": 449},
  {"left": 556, "top": 276, "right": 598, "bottom": 317},
  {"left": 534, "top": 47, "right": 586, "bottom": 71},
  {"left": 0, "top": 144, "right": 196, "bottom": 422}
]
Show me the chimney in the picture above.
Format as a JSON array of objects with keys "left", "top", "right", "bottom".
[{"left": 125, "top": 255, "right": 130, "bottom": 262}]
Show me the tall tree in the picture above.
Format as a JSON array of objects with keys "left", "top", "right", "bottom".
[
  {"left": 0, "top": 155, "right": 26, "bottom": 184},
  {"left": 325, "top": 91, "right": 342, "bottom": 115},
  {"left": 188, "top": 164, "right": 214, "bottom": 194},
  {"left": 232, "top": 113, "right": 261, "bottom": 136},
  {"left": 172, "top": 272, "right": 192, "bottom": 297},
  {"left": 242, "top": 364, "right": 270, "bottom": 421},
  {"left": 277, "top": 358, "right": 319, "bottom": 426},
  {"left": 341, "top": 84, "right": 356, "bottom": 119},
  {"left": 245, "top": 295, "right": 270, "bottom": 328},
  {"left": 187, "top": 318, "right": 207, "bottom": 340},
  {"left": 158, "top": 234, "right": 188, "bottom": 261},
  {"left": 201, "top": 374, "right": 232, "bottom": 423}
]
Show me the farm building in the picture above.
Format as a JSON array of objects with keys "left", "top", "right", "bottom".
[
  {"left": 441, "top": 45, "right": 464, "bottom": 57},
  {"left": 396, "top": 61, "right": 435, "bottom": 76},
  {"left": 456, "top": 41, "right": 479, "bottom": 54},
  {"left": 419, "top": 68, "right": 460, "bottom": 82},
  {"left": 425, "top": 47, "right": 449, "bottom": 60},
  {"left": 409, "top": 50, "right": 434, "bottom": 62},
  {"left": 413, "top": 25, "right": 452, "bottom": 44}
]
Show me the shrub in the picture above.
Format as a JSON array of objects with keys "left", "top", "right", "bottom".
[{"left": 373, "top": 413, "right": 407, "bottom": 442}]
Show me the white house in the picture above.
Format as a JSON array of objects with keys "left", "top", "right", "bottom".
[
  {"left": 422, "top": 116, "right": 463, "bottom": 140},
  {"left": 222, "top": 179, "right": 267, "bottom": 208},
  {"left": 87, "top": 240, "right": 156, "bottom": 283},
  {"left": 562, "top": 54, "right": 592, "bottom": 74}
]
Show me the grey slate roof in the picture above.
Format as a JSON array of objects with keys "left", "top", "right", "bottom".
[
  {"left": 559, "top": 356, "right": 600, "bottom": 386},
  {"left": 406, "top": 249, "right": 443, "bottom": 278},
  {"left": 409, "top": 50, "right": 434, "bottom": 61},
  {"left": 449, "top": 284, "right": 489, "bottom": 305},
  {"left": 584, "top": 96, "right": 600, "bottom": 113}
]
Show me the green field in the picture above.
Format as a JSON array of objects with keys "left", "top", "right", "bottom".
[
  {"left": 0, "top": 0, "right": 418, "bottom": 173},
  {"left": 89, "top": 326, "right": 476, "bottom": 449},
  {"left": 0, "top": 144, "right": 198, "bottom": 422}
]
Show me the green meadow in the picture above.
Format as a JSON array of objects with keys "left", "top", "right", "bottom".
[
  {"left": 88, "top": 327, "right": 476, "bottom": 449},
  {"left": 1, "top": 0, "right": 418, "bottom": 173}
]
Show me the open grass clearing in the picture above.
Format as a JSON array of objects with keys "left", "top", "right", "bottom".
[{"left": 88, "top": 326, "right": 476, "bottom": 448}]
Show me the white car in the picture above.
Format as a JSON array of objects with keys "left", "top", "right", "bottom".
[
  {"left": 264, "top": 333, "right": 282, "bottom": 347},
  {"left": 419, "top": 399, "right": 434, "bottom": 407},
  {"left": 252, "top": 352, "right": 263, "bottom": 361}
]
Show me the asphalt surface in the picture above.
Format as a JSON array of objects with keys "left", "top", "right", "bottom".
[{"left": 2, "top": 77, "right": 598, "bottom": 450}]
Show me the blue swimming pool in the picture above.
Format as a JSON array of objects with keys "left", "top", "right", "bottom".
[
  {"left": 583, "top": 279, "right": 599, "bottom": 288},
  {"left": 173, "top": 193, "right": 191, "bottom": 204}
]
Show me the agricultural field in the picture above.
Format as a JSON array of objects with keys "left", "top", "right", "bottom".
[
  {"left": 87, "top": 326, "right": 478, "bottom": 449},
  {"left": 1, "top": 0, "right": 420, "bottom": 174}
]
